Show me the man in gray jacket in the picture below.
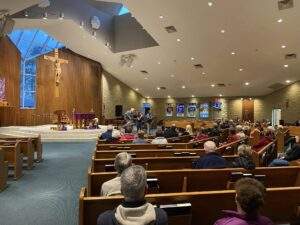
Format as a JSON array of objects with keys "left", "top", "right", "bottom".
[
  {"left": 97, "top": 165, "right": 168, "bottom": 225},
  {"left": 101, "top": 152, "right": 132, "bottom": 196}
]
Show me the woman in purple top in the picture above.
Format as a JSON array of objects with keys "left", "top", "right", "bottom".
[{"left": 214, "top": 178, "right": 274, "bottom": 225}]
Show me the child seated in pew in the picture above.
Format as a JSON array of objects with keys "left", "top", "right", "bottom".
[
  {"left": 193, "top": 141, "right": 228, "bottom": 169},
  {"left": 97, "top": 165, "right": 168, "bottom": 225},
  {"left": 231, "top": 145, "right": 255, "bottom": 170},
  {"left": 214, "top": 178, "right": 273, "bottom": 225},
  {"left": 101, "top": 152, "right": 132, "bottom": 196}
]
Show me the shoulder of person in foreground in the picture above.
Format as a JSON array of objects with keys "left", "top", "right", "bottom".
[
  {"left": 97, "top": 210, "right": 116, "bottom": 225},
  {"left": 155, "top": 207, "right": 168, "bottom": 225}
]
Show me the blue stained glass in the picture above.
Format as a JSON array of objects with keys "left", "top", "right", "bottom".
[
  {"left": 118, "top": 6, "right": 130, "bottom": 15},
  {"left": 8, "top": 29, "right": 64, "bottom": 109},
  {"left": 23, "top": 92, "right": 35, "bottom": 108},
  {"left": 24, "top": 59, "right": 36, "bottom": 74}
]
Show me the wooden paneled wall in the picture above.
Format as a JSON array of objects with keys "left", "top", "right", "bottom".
[{"left": 0, "top": 37, "right": 103, "bottom": 126}]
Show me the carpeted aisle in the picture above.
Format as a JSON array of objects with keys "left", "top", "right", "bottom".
[{"left": 0, "top": 141, "right": 96, "bottom": 225}]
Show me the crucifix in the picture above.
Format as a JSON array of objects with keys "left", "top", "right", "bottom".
[{"left": 44, "top": 49, "right": 69, "bottom": 97}]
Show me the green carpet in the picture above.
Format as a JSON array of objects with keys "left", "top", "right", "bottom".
[{"left": 0, "top": 141, "right": 96, "bottom": 225}]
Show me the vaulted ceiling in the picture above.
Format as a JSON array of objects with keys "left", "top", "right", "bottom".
[{"left": 2, "top": 0, "right": 300, "bottom": 98}]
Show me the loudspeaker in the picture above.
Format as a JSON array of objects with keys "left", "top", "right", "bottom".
[
  {"left": 115, "top": 105, "right": 123, "bottom": 117},
  {"left": 0, "top": 17, "right": 15, "bottom": 37}
]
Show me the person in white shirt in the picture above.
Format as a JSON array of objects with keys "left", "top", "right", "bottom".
[
  {"left": 236, "top": 125, "right": 246, "bottom": 139},
  {"left": 151, "top": 129, "right": 168, "bottom": 144},
  {"left": 101, "top": 152, "right": 132, "bottom": 196}
]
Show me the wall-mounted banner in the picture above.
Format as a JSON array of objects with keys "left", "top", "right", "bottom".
[
  {"left": 199, "top": 103, "right": 209, "bottom": 118},
  {"left": 187, "top": 103, "right": 197, "bottom": 118},
  {"left": 0, "top": 78, "right": 5, "bottom": 100},
  {"left": 176, "top": 103, "right": 185, "bottom": 117},
  {"left": 165, "top": 103, "right": 174, "bottom": 117}
]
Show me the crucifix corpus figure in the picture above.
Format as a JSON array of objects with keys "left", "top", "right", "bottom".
[{"left": 44, "top": 49, "right": 69, "bottom": 97}]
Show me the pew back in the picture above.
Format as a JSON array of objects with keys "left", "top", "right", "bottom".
[
  {"left": 91, "top": 155, "right": 238, "bottom": 173},
  {"left": 79, "top": 187, "right": 300, "bottom": 225},
  {"left": 97, "top": 143, "right": 192, "bottom": 150},
  {"left": 0, "top": 148, "right": 8, "bottom": 191},
  {"left": 88, "top": 166, "right": 300, "bottom": 196}
]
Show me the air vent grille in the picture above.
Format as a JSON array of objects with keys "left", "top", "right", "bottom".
[
  {"left": 278, "top": 0, "right": 293, "bottom": 10},
  {"left": 194, "top": 64, "right": 204, "bottom": 69},
  {"left": 217, "top": 83, "right": 226, "bottom": 87},
  {"left": 165, "top": 26, "right": 177, "bottom": 33},
  {"left": 285, "top": 53, "right": 297, "bottom": 60},
  {"left": 268, "top": 83, "right": 285, "bottom": 90}
]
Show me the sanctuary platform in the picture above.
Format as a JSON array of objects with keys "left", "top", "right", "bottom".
[{"left": 0, "top": 125, "right": 106, "bottom": 142}]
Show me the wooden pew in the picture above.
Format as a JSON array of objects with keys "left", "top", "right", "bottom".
[
  {"left": 0, "top": 141, "right": 23, "bottom": 180},
  {"left": 79, "top": 186, "right": 300, "bottom": 225},
  {"left": 0, "top": 148, "right": 8, "bottom": 191},
  {"left": 91, "top": 155, "right": 238, "bottom": 173},
  {"left": 97, "top": 143, "right": 193, "bottom": 150},
  {"left": 250, "top": 129, "right": 260, "bottom": 146},
  {"left": 0, "top": 138, "right": 34, "bottom": 169},
  {"left": 1, "top": 135, "right": 43, "bottom": 162},
  {"left": 93, "top": 139, "right": 244, "bottom": 159},
  {"left": 167, "top": 135, "right": 192, "bottom": 143},
  {"left": 252, "top": 141, "right": 275, "bottom": 166},
  {"left": 87, "top": 166, "right": 300, "bottom": 196},
  {"left": 275, "top": 129, "right": 289, "bottom": 153}
]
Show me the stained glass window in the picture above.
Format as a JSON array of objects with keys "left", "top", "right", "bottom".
[{"left": 8, "top": 29, "right": 64, "bottom": 108}]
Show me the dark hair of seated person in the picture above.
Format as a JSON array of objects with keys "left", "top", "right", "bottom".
[
  {"left": 156, "top": 130, "right": 164, "bottom": 138},
  {"left": 235, "top": 178, "right": 266, "bottom": 216}
]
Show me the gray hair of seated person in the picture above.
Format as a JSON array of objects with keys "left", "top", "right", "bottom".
[
  {"left": 204, "top": 141, "right": 217, "bottom": 153},
  {"left": 237, "top": 144, "right": 252, "bottom": 157},
  {"left": 121, "top": 165, "right": 147, "bottom": 202},
  {"left": 114, "top": 152, "right": 132, "bottom": 174}
]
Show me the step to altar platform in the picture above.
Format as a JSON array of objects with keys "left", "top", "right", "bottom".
[{"left": 0, "top": 125, "right": 108, "bottom": 142}]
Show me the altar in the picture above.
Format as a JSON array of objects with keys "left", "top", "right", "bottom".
[{"left": 73, "top": 112, "right": 96, "bottom": 129}]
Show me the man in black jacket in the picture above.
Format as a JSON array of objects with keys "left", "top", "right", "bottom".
[{"left": 97, "top": 165, "right": 168, "bottom": 225}]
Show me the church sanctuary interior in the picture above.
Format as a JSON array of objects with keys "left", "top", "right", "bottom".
[{"left": 1, "top": 0, "right": 300, "bottom": 225}]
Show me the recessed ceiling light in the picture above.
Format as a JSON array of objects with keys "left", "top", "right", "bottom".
[
  {"left": 176, "top": 38, "right": 181, "bottom": 42},
  {"left": 144, "top": 77, "right": 148, "bottom": 80},
  {"left": 286, "top": 80, "right": 291, "bottom": 83},
  {"left": 191, "top": 95, "right": 195, "bottom": 97},
  {"left": 281, "top": 45, "right": 286, "bottom": 49},
  {"left": 211, "top": 84, "right": 215, "bottom": 87},
  {"left": 43, "top": 12, "right": 48, "bottom": 20},
  {"left": 249, "top": 98, "right": 252, "bottom": 100},
  {"left": 135, "top": 88, "right": 139, "bottom": 91},
  {"left": 208, "top": 2, "right": 213, "bottom": 7},
  {"left": 159, "top": 15, "right": 164, "bottom": 19},
  {"left": 231, "top": 52, "right": 236, "bottom": 55},
  {"left": 220, "top": 29, "right": 225, "bottom": 33},
  {"left": 24, "top": 11, "right": 29, "bottom": 17},
  {"left": 284, "top": 64, "right": 289, "bottom": 68},
  {"left": 146, "top": 96, "right": 150, "bottom": 99},
  {"left": 170, "top": 74, "right": 175, "bottom": 78},
  {"left": 182, "top": 85, "right": 186, "bottom": 89},
  {"left": 202, "top": 72, "right": 206, "bottom": 75},
  {"left": 239, "top": 68, "right": 244, "bottom": 72},
  {"left": 130, "top": 65, "right": 134, "bottom": 68},
  {"left": 245, "top": 82, "right": 250, "bottom": 86},
  {"left": 157, "top": 61, "right": 161, "bottom": 65},
  {"left": 191, "top": 57, "right": 195, "bottom": 61},
  {"left": 167, "top": 95, "right": 171, "bottom": 98},
  {"left": 157, "top": 87, "right": 160, "bottom": 90},
  {"left": 240, "top": 98, "right": 244, "bottom": 100},
  {"left": 219, "top": 94, "right": 223, "bottom": 97},
  {"left": 277, "top": 18, "right": 283, "bottom": 23}
]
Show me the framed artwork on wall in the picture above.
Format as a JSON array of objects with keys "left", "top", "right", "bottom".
[
  {"left": 199, "top": 103, "right": 209, "bottom": 118},
  {"left": 176, "top": 103, "right": 185, "bottom": 117},
  {"left": 187, "top": 103, "right": 197, "bottom": 117},
  {"left": 165, "top": 103, "right": 174, "bottom": 117}
]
